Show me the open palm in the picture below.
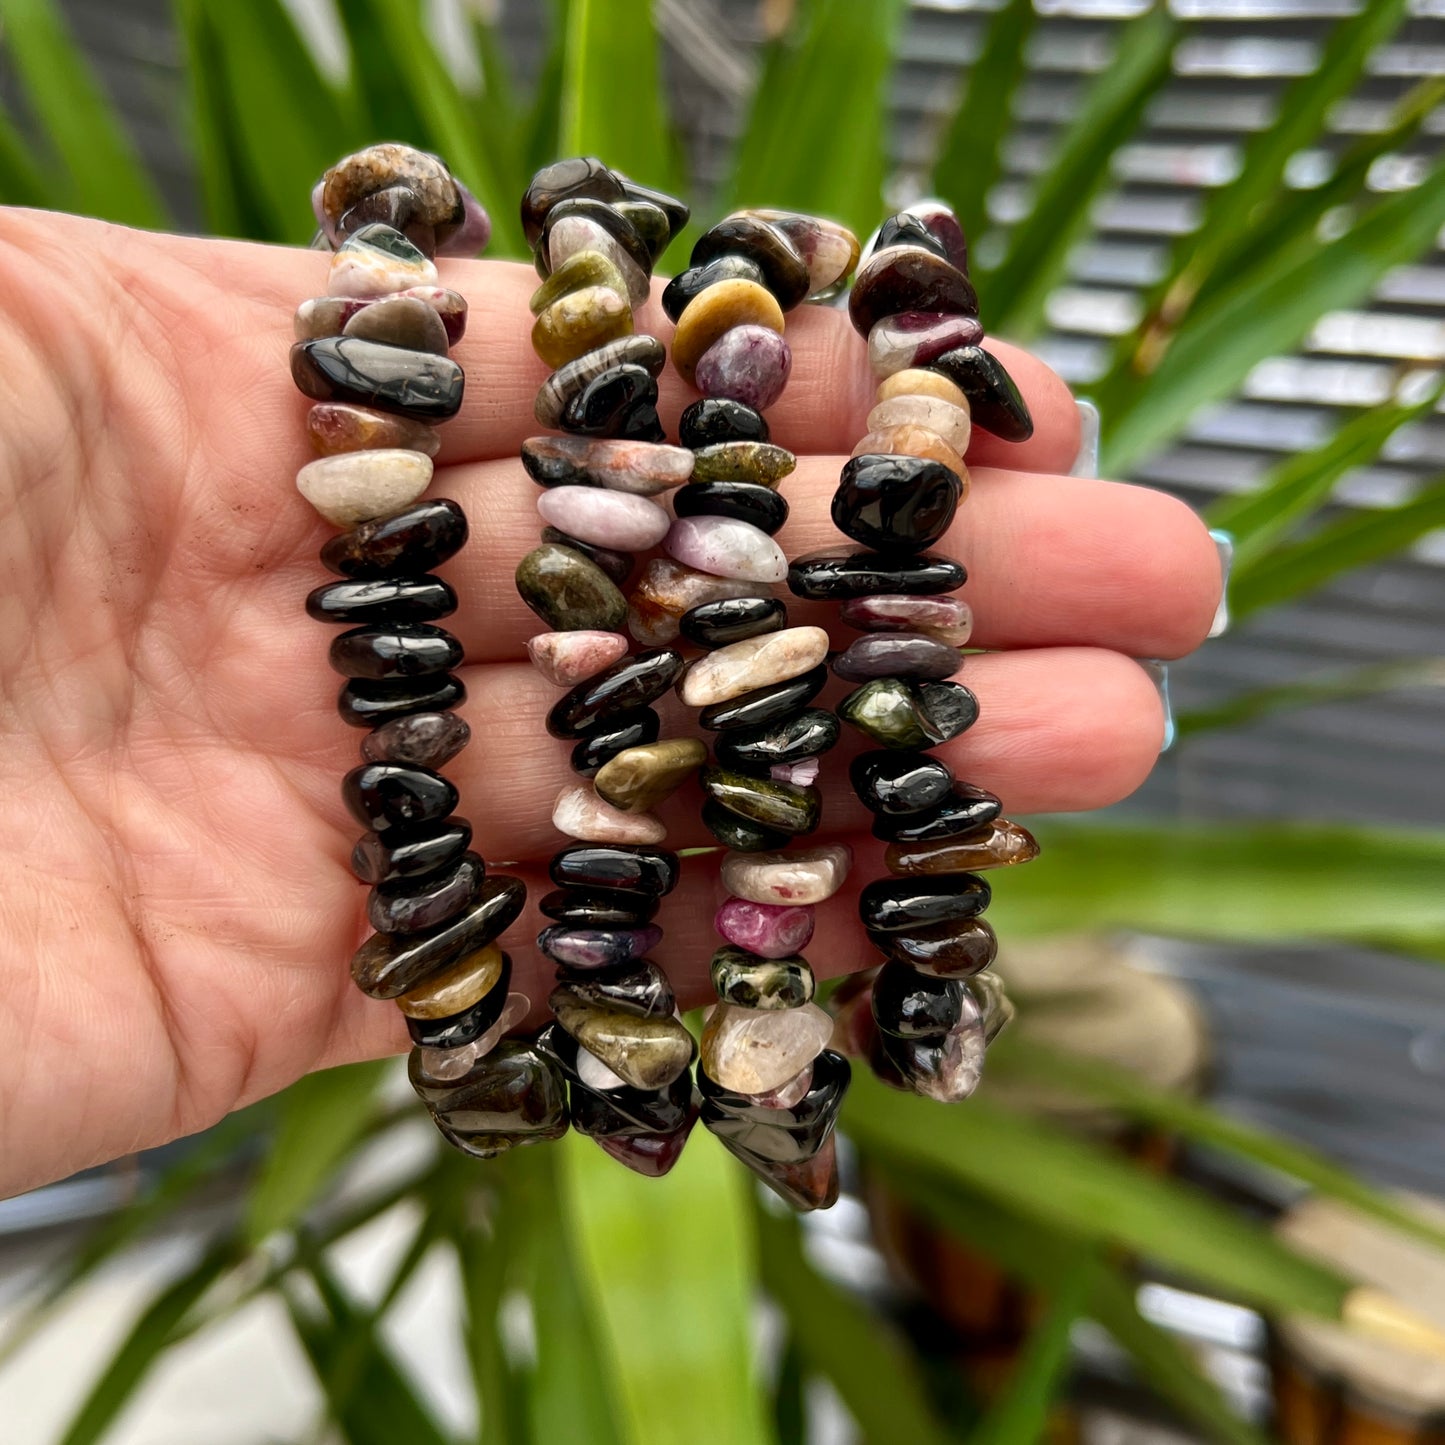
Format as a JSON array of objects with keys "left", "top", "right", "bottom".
[{"left": 0, "top": 208, "right": 1221, "bottom": 1197}]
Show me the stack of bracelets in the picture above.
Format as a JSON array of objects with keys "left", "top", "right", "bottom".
[
  {"left": 796, "top": 203, "right": 1039, "bottom": 1101},
  {"left": 659, "top": 211, "right": 863, "bottom": 1210},
  {"left": 292, "top": 144, "right": 566, "bottom": 1160},
  {"left": 512, "top": 159, "right": 706, "bottom": 1179}
]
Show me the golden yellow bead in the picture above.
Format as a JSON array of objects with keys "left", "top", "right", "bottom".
[
  {"left": 875, "top": 367, "right": 970, "bottom": 410},
  {"left": 395, "top": 941, "right": 504, "bottom": 1020},
  {"left": 671, "top": 279, "right": 785, "bottom": 385},
  {"left": 531, "top": 285, "right": 632, "bottom": 369}
]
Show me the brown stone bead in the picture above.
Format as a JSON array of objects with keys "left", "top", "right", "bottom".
[
  {"left": 594, "top": 737, "right": 707, "bottom": 813},
  {"left": 848, "top": 245, "right": 979, "bottom": 337},
  {"left": 718, "top": 1131, "right": 840, "bottom": 1212},
  {"left": 885, "top": 821, "right": 1041, "bottom": 875},
  {"left": 873, "top": 916, "right": 999, "bottom": 976},
  {"left": 851, "top": 423, "right": 968, "bottom": 482},
  {"left": 321, "top": 144, "right": 463, "bottom": 236},
  {"left": 531, "top": 285, "right": 632, "bottom": 370},
  {"left": 395, "top": 941, "right": 505, "bottom": 1019},
  {"left": 307, "top": 403, "right": 441, "bottom": 459},
  {"left": 876, "top": 367, "right": 970, "bottom": 410},
  {"left": 672, "top": 280, "right": 785, "bottom": 386},
  {"left": 342, "top": 295, "right": 450, "bottom": 356},
  {"left": 294, "top": 288, "right": 468, "bottom": 347},
  {"left": 552, "top": 999, "right": 697, "bottom": 1091},
  {"left": 529, "top": 249, "right": 628, "bottom": 314}
]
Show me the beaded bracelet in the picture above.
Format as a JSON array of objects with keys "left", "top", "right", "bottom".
[
  {"left": 511, "top": 159, "right": 704, "bottom": 1178},
  {"left": 655, "top": 212, "right": 862, "bottom": 1210},
  {"left": 292, "top": 144, "right": 566, "bottom": 1158},
  {"left": 796, "top": 202, "right": 1036, "bottom": 1100}
]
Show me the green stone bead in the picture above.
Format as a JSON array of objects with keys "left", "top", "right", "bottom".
[
  {"left": 690, "top": 442, "right": 797, "bottom": 488},
  {"left": 529, "top": 248, "right": 629, "bottom": 315},
  {"left": 837, "top": 677, "right": 945, "bottom": 750},
  {"left": 552, "top": 999, "right": 697, "bottom": 1091},
  {"left": 710, "top": 945, "right": 815, "bottom": 1010},
  {"left": 702, "top": 800, "right": 790, "bottom": 852},
  {"left": 701, "top": 766, "right": 821, "bottom": 835},
  {"left": 516, "top": 542, "right": 628, "bottom": 632}
]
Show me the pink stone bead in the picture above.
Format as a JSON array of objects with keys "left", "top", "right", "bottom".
[
  {"left": 694, "top": 325, "right": 792, "bottom": 411},
  {"left": 867, "top": 310, "right": 985, "bottom": 377},
  {"left": 664, "top": 515, "right": 788, "bottom": 583},
  {"left": 536, "top": 485, "right": 670, "bottom": 551},
  {"left": 527, "top": 630, "right": 630, "bottom": 687},
  {"left": 770, "top": 759, "right": 821, "bottom": 787},
  {"left": 714, "top": 897, "right": 816, "bottom": 959}
]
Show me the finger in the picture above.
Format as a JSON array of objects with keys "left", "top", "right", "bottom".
[{"left": 430, "top": 456, "right": 1220, "bottom": 662}]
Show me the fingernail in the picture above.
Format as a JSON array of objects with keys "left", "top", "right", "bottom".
[
  {"left": 1138, "top": 658, "right": 1175, "bottom": 753},
  {"left": 1070, "top": 398, "right": 1100, "bottom": 479},
  {"left": 1209, "top": 529, "right": 1234, "bottom": 638}
]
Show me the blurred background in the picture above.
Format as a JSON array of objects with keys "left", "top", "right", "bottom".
[{"left": 2, "top": 0, "right": 1445, "bottom": 1441}]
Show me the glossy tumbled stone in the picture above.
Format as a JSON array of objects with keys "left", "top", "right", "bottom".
[
  {"left": 673, "top": 480, "right": 789, "bottom": 537},
  {"left": 551, "top": 843, "right": 679, "bottom": 896},
  {"left": 702, "top": 801, "right": 790, "bottom": 853},
  {"left": 692, "top": 215, "right": 811, "bottom": 310},
  {"left": 342, "top": 761, "right": 457, "bottom": 834},
  {"left": 868, "top": 393, "right": 972, "bottom": 455},
  {"left": 540, "top": 885, "right": 658, "bottom": 926},
  {"left": 788, "top": 548, "right": 965, "bottom": 601},
  {"left": 872, "top": 916, "right": 998, "bottom": 976},
  {"left": 560, "top": 363, "right": 662, "bottom": 441},
  {"left": 292, "top": 338, "right": 464, "bottom": 424},
  {"left": 350, "top": 815, "right": 472, "bottom": 885},
  {"left": 552, "top": 784, "right": 667, "bottom": 845},
  {"left": 526, "top": 630, "right": 628, "bottom": 688},
  {"left": 307, "top": 403, "right": 441, "bottom": 460},
  {"left": 679, "top": 627, "right": 829, "bottom": 708},
  {"left": 370, "top": 850, "right": 486, "bottom": 934},
  {"left": 852, "top": 423, "right": 967, "bottom": 480},
  {"left": 747, "top": 208, "right": 860, "bottom": 295},
  {"left": 872, "top": 959, "right": 966, "bottom": 1041},
  {"left": 700, "top": 1047, "right": 849, "bottom": 1154},
  {"left": 542, "top": 1025, "right": 694, "bottom": 1132},
  {"left": 850, "top": 751, "right": 954, "bottom": 816},
  {"left": 876, "top": 367, "right": 970, "bottom": 410},
  {"left": 539, "top": 529, "right": 633, "bottom": 587},
  {"left": 859, "top": 873, "right": 991, "bottom": 933},
  {"left": 665, "top": 515, "right": 787, "bottom": 583},
  {"left": 533, "top": 338, "right": 668, "bottom": 432},
  {"left": 672, "top": 280, "right": 785, "bottom": 386},
  {"left": 661, "top": 255, "right": 765, "bottom": 323},
  {"left": 712, "top": 709, "right": 840, "bottom": 775},
  {"left": 722, "top": 1132, "right": 840, "bottom": 1211},
  {"left": 615, "top": 198, "right": 673, "bottom": 264},
  {"left": 871, "top": 782, "right": 1003, "bottom": 843},
  {"left": 866, "top": 311, "right": 984, "bottom": 378},
  {"left": 690, "top": 441, "right": 796, "bottom": 487},
  {"left": 552, "top": 1000, "right": 694, "bottom": 1091},
  {"left": 701, "top": 767, "right": 820, "bottom": 835},
  {"left": 714, "top": 898, "right": 816, "bottom": 960},
  {"left": 531, "top": 284, "right": 632, "bottom": 370},
  {"left": 516, "top": 542, "right": 628, "bottom": 633},
  {"left": 395, "top": 939, "right": 504, "bottom": 1019},
  {"left": 594, "top": 737, "right": 707, "bottom": 812},
  {"left": 541, "top": 199, "right": 651, "bottom": 296},
  {"left": 833, "top": 633, "right": 961, "bottom": 683},
  {"left": 838, "top": 678, "right": 953, "bottom": 750},
  {"left": 711, "top": 945, "right": 815, "bottom": 1008},
  {"left": 329, "top": 622, "right": 464, "bottom": 680},
  {"left": 698, "top": 664, "right": 828, "bottom": 731},
  {"left": 328, "top": 223, "right": 438, "bottom": 298},
  {"left": 840, "top": 593, "right": 973, "bottom": 647},
  {"left": 694, "top": 325, "right": 792, "bottom": 412},
  {"left": 921, "top": 680, "right": 980, "bottom": 739},
  {"left": 295, "top": 286, "right": 468, "bottom": 347},
  {"left": 570, "top": 709, "right": 661, "bottom": 776},
  {"left": 626, "top": 558, "right": 767, "bottom": 646},
  {"left": 337, "top": 673, "right": 466, "bottom": 728},
  {"left": 594, "top": 1122, "right": 696, "bottom": 1178},
  {"left": 872, "top": 212, "right": 950, "bottom": 263},
  {"left": 900, "top": 202, "right": 969, "bottom": 272},
  {"left": 521, "top": 157, "right": 626, "bottom": 246},
  {"left": 928, "top": 346, "right": 1034, "bottom": 443},
  {"left": 411, "top": 1038, "right": 568, "bottom": 1148},
  {"left": 884, "top": 821, "right": 1040, "bottom": 873},
  {"left": 538, "top": 924, "right": 663, "bottom": 970},
  {"left": 361, "top": 710, "right": 470, "bottom": 769},
  {"left": 831, "top": 454, "right": 962, "bottom": 554},
  {"left": 306, "top": 575, "right": 457, "bottom": 627},
  {"left": 342, "top": 294, "right": 450, "bottom": 356},
  {"left": 701, "top": 1001, "right": 834, "bottom": 1094},
  {"left": 405, "top": 965, "right": 513, "bottom": 1049},
  {"left": 321, "top": 499, "right": 467, "bottom": 579},
  {"left": 536, "top": 486, "right": 669, "bottom": 552},
  {"left": 353, "top": 874, "right": 526, "bottom": 998},
  {"left": 522, "top": 433, "right": 690, "bottom": 495},
  {"left": 529, "top": 248, "right": 628, "bottom": 313},
  {"left": 320, "top": 146, "right": 465, "bottom": 240},
  {"left": 721, "top": 843, "right": 851, "bottom": 906},
  {"left": 848, "top": 245, "right": 978, "bottom": 336},
  {"left": 623, "top": 174, "right": 689, "bottom": 241},
  {"left": 415, "top": 989, "right": 529, "bottom": 1081},
  {"left": 551, "top": 960, "right": 675, "bottom": 1020},
  {"left": 547, "top": 650, "right": 685, "bottom": 738},
  {"left": 679, "top": 596, "right": 786, "bottom": 649},
  {"left": 679, "top": 398, "right": 769, "bottom": 448}
]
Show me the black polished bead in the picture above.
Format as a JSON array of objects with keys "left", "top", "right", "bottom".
[
  {"left": 873, "top": 214, "right": 951, "bottom": 263},
  {"left": 920, "top": 681, "right": 979, "bottom": 740},
  {"left": 531, "top": 338, "right": 668, "bottom": 436},
  {"left": 928, "top": 346, "right": 1034, "bottom": 443},
  {"left": 537, "top": 923, "right": 659, "bottom": 970},
  {"left": 831, "top": 454, "right": 963, "bottom": 553},
  {"left": 858, "top": 873, "right": 992, "bottom": 933},
  {"left": 547, "top": 650, "right": 685, "bottom": 739},
  {"left": 678, "top": 398, "right": 770, "bottom": 448},
  {"left": 570, "top": 708, "right": 661, "bottom": 776},
  {"left": 617, "top": 175, "right": 690, "bottom": 245},
  {"left": 872, "top": 917, "right": 998, "bottom": 975},
  {"left": 680, "top": 596, "right": 787, "bottom": 649},
  {"left": 353, "top": 875, "right": 527, "bottom": 998},
  {"left": 321, "top": 499, "right": 468, "bottom": 580},
  {"left": 306, "top": 575, "right": 457, "bottom": 625},
  {"left": 832, "top": 633, "right": 962, "bottom": 684},
  {"left": 701, "top": 799, "right": 791, "bottom": 852},
  {"left": 406, "top": 951, "right": 513, "bottom": 1048},
  {"left": 698, "top": 664, "right": 829, "bottom": 731},
  {"left": 537, "top": 197, "right": 653, "bottom": 280},
  {"left": 521, "top": 158, "right": 626, "bottom": 248},
  {"left": 850, "top": 751, "right": 954, "bottom": 816},
  {"left": 848, "top": 247, "right": 979, "bottom": 337},
  {"left": 661, "top": 255, "right": 766, "bottom": 324},
  {"left": 674, "top": 481, "right": 789, "bottom": 536},
  {"left": 871, "top": 784, "right": 1002, "bottom": 843},
  {"left": 370, "top": 851, "right": 486, "bottom": 935},
  {"left": 540, "top": 1026, "right": 694, "bottom": 1136},
  {"left": 539, "top": 526, "right": 634, "bottom": 587},
  {"left": 351, "top": 816, "right": 472, "bottom": 884},
  {"left": 538, "top": 886, "right": 659, "bottom": 926},
  {"left": 411, "top": 1036, "right": 567, "bottom": 1146},
  {"left": 551, "top": 960, "right": 676, "bottom": 1020},
  {"left": 712, "top": 709, "right": 840, "bottom": 775},
  {"left": 337, "top": 672, "right": 465, "bottom": 729},
  {"left": 871, "top": 960, "right": 966, "bottom": 1040},
  {"left": 699, "top": 1051, "right": 850, "bottom": 1164},
  {"left": 291, "top": 337, "right": 463, "bottom": 423},
  {"left": 550, "top": 843, "right": 680, "bottom": 896},
  {"left": 560, "top": 363, "right": 662, "bottom": 441},
  {"left": 788, "top": 547, "right": 965, "bottom": 600},
  {"left": 701, "top": 767, "right": 820, "bottom": 835},
  {"left": 341, "top": 762, "right": 458, "bottom": 834},
  {"left": 361, "top": 710, "right": 470, "bottom": 769},
  {"left": 692, "top": 216, "right": 810, "bottom": 310},
  {"left": 329, "top": 623, "right": 463, "bottom": 681}
]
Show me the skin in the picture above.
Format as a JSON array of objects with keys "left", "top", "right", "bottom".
[{"left": 0, "top": 209, "right": 1221, "bottom": 1198}]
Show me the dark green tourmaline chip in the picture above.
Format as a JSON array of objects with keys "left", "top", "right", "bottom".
[
  {"left": 322, "top": 500, "right": 468, "bottom": 580},
  {"left": 871, "top": 959, "right": 966, "bottom": 1041},
  {"left": 540, "top": 527, "right": 633, "bottom": 587},
  {"left": 291, "top": 337, "right": 464, "bottom": 423},
  {"left": 516, "top": 542, "right": 628, "bottom": 632},
  {"left": 537, "top": 1024, "right": 693, "bottom": 1137},
  {"left": 701, "top": 766, "right": 821, "bottom": 836},
  {"left": 857, "top": 873, "right": 991, "bottom": 934},
  {"left": 710, "top": 946, "right": 815, "bottom": 1010},
  {"left": 837, "top": 677, "right": 978, "bottom": 750},
  {"left": 547, "top": 649, "right": 685, "bottom": 739},
  {"left": 701, "top": 800, "right": 790, "bottom": 853},
  {"left": 712, "top": 709, "right": 840, "bottom": 776},
  {"left": 412, "top": 1039, "right": 568, "bottom": 1156},
  {"left": 550, "top": 960, "right": 676, "bottom": 1020}
]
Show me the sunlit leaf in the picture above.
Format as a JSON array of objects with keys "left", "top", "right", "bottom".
[{"left": 334, "top": 0, "right": 433, "bottom": 146}]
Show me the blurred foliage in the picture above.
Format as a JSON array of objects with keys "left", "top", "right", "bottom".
[{"left": 2, "top": 0, "right": 1445, "bottom": 1441}]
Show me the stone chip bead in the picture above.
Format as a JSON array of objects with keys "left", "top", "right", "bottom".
[
  {"left": 833, "top": 633, "right": 962, "bottom": 683},
  {"left": 720, "top": 843, "right": 851, "bottom": 906},
  {"left": 872, "top": 916, "right": 998, "bottom": 976},
  {"left": 533, "top": 338, "right": 668, "bottom": 432},
  {"left": 840, "top": 593, "right": 973, "bottom": 647},
  {"left": 671, "top": 280, "right": 785, "bottom": 386},
  {"left": 848, "top": 245, "right": 979, "bottom": 336},
  {"left": 928, "top": 346, "right": 1034, "bottom": 443},
  {"left": 868, "top": 394, "right": 972, "bottom": 456},
  {"left": 690, "top": 441, "right": 796, "bottom": 487},
  {"left": 701, "top": 1002, "right": 835, "bottom": 1095},
  {"left": 560, "top": 363, "right": 662, "bottom": 441},
  {"left": 679, "top": 626, "right": 830, "bottom": 707},
  {"left": 547, "top": 649, "right": 685, "bottom": 738},
  {"left": 789, "top": 547, "right": 966, "bottom": 600},
  {"left": 307, "top": 403, "right": 442, "bottom": 460},
  {"left": 370, "top": 851, "right": 486, "bottom": 935},
  {"left": 850, "top": 751, "right": 955, "bottom": 816},
  {"left": 551, "top": 961, "right": 676, "bottom": 1020},
  {"left": 711, "top": 709, "right": 840, "bottom": 775},
  {"left": 593, "top": 737, "right": 707, "bottom": 813},
  {"left": 516, "top": 542, "right": 628, "bottom": 633},
  {"left": 342, "top": 761, "right": 458, "bottom": 834},
  {"left": 851, "top": 423, "right": 967, "bottom": 481},
  {"left": 531, "top": 284, "right": 632, "bottom": 370},
  {"left": 665, "top": 515, "right": 788, "bottom": 583},
  {"left": 521, "top": 433, "right": 690, "bottom": 495},
  {"left": 884, "top": 821, "right": 1040, "bottom": 873},
  {"left": 661, "top": 254, "right": 767, "bottom": 322},
  {"left": 328, "top": 223, "right": 438, "bottom": 298},
  {"left": 319, "top": 145, "right": 467, "bottom": 245},
  {"left": 292, "top": 337, "right": 464, "bottom": 424},
  {"left": 306, "top": 575, "right": 457, "bottom": 626},
  {"left": 698, "top": 665, "right": 828, "bottom": 732},
  {"left": 694, "top": 325, "right": 792, "bottom": 412},
  {"left": 679, "top": 595, "right": 787, "bottom": 649},
  {"left": 539, "top": 924, "right": 663, "bottom": 971},
  {"left": 342, "top": 294, "right": 450, "bottom": 356},
  {"left": 362, "top": 710, "right": 471, "bottom": 769},
  {"left": 710, "top": 946, "right": 816, "bottom": 1009},
  {"left": 540, "top": 199, "right": 652, "bottom": 304},
  {"left": 521, "top": 156, "right": 627, "bottom": 247},
  {"left": 536, "top": 485, "right": 669, "bottom": 552},
  {"left": 678, "top": 398, "right": 770, "bottom": 449},
  {"left": 329, "top": 622, "right": 464, "bottom": 680},
  {"left": 867, "top": 311, "right": 984, "bottom": 378},
  {"left": 746, "top": 208, "right": 860, "bottom": 295},
  {"left": 552, "top": 1001, "right": 696, "bottom": 1092},
  {"left": 701, "top": 767, "right": 821, "bottom": 837},
  {"left": 627, "top": 558, "right": 769, "bottom": 646},
  {"left": 674, "top": 480, "right": 789, "bottom": 537},
  {"left": 691, "top": 214, "right": 811, "bottom": 310},
  {"left": 529, "top": 248, "right": 628, "bottom": 313},
  {"left": 396, "top": 940, "right": 505, "bottom": 1020},
  {"left": 553, "top": 784, "right": 667, "bottom": 845},
  {"left": 540, "top": 886, "right": 659, "bottom": 926},
  {"left": 322, "top": 499, "right": 467, "bottom": 579},
  {"left": 337, "top": 673, "right": 466, "bottom": 729},
  {"left": 570, "top": 709, "right": 661, "bottom": 776},
  {"left": 714, "top": 898, "right": 816, "bottom": 961},
  {"left": 859, "top": 873, "right": 992, "bottom": 934},
  {"left": 410, "top": 1039, "right": 568, "bottom": 1153},
  {"left": 837, "top": 676, "right": 979, "bottom": 750},
  {"left": 526, "top": 630, "right": 630, "bottom": 688},
  {"left": 351, "top": 816, "right": 472, "bottom": 885},
  {"left": 871, "top": 781, "right": 1003, "bottom": 844},
  {"left": 550, "top": 843, "right": 680, "bottom": 896},
  {"left": 831, "top": 454, "right": 963, "bottom": 554}
]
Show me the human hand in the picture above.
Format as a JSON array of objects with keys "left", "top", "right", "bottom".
[{"left": 0, "top": 208, "right": 1221, "bottom": 1197}]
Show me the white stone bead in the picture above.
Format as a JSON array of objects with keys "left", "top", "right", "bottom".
[
  {"left": 296, "top": 448, "right": 432, "bottom": 526},
  {"left": 679, "top": 626, "right": 829, "bottom": 707}
]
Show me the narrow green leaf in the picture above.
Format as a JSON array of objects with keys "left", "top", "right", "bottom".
[
  {"left": 1177, "top": 657, "right": 1445, "bottom": 739},
  {"left": 985, "top": 4, "right": 1177, "bottom": 339},
  {"left": 930, "top": 0, "right": 1036, "bottom": 245},
  {"left": 756, "top": 1203, "right": 956, "bottom": 1445},
  {"left": 0, "top": 100, "right": 47, "bottom": 207},
  {"left": 562, "top": 1129, "right": 773, "bottom": 1445},
  {"left": 0, "top": 0, "right": 166, "bottom": 226},
  {"left": 1230, "top": 478, "right": 1445, "bottom": 619},
  {"left": 845, "top": 1073, "right": 1349, "bottom": 1317},
  {"left": 57, "top": 1244, "right": 240, "bottom": 1445},
  {"left": 334, "top": 0, "right": 433, "bottom": 146},
  {"left": 723, "top": 0, "right": 908, "bottom": 240},
  {"left": 244, "top": 1060, "right": 387, "bottom": 1245},
  {"left": 1208, "top": 376, "right": 1445, "bottom": 566},
  {"left": 772, "top": 1337, "right": 808, "bottom": 1445}
]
